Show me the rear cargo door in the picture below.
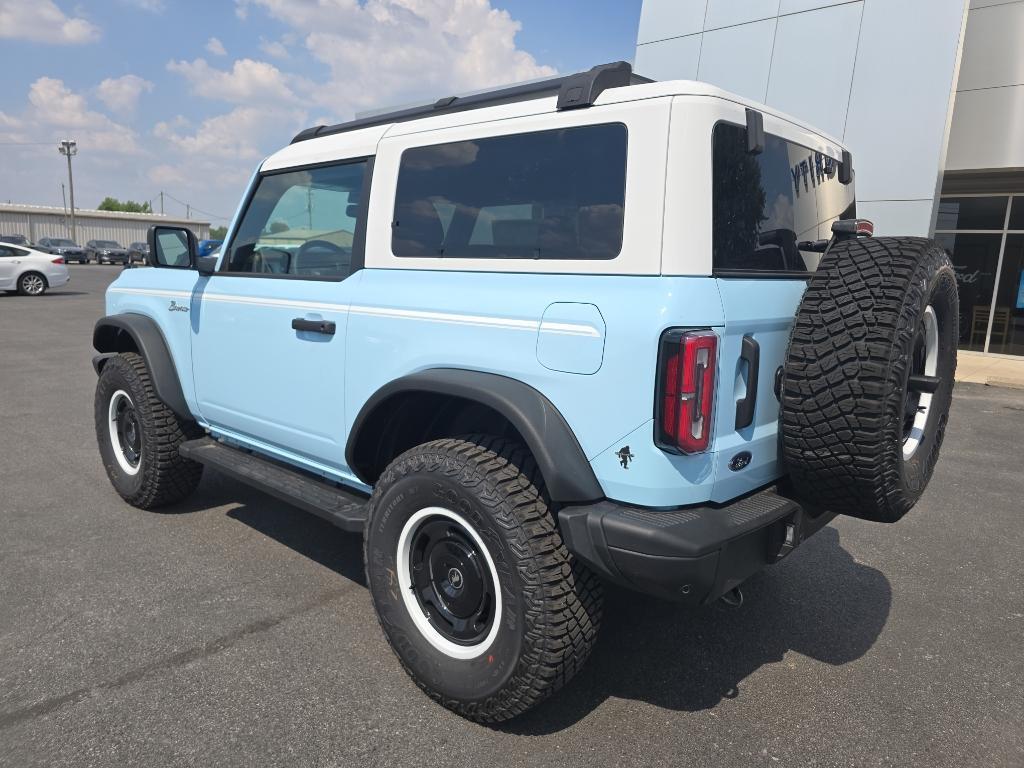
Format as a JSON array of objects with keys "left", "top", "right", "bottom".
[{"left": 708, "top": 122, "right": 856, "bottom": 502}]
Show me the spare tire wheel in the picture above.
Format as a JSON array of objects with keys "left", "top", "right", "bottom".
[{"left": 781, "top": 236, "right": 958, "bottom": 523}]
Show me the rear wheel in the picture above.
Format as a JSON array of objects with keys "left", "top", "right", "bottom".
[
  {"left": 17, "top": 272, "right": 47, "bottom": 296},
  {"left": 364, "top": 435, "right": 603, "bottom": 722},
  {"left": 94, "top": 352, "right": 203, "bottom": 508},
  {"left": 781, "top": 236, "right": 958, "bottom": 523}
]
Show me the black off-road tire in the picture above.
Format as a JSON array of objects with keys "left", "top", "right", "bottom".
[
  {"left": 781, "top": 237, "right": 958, "bottom": 523},
  {"left": 94, "top": 352, "right": 203, "bottom": 508},
  {"left": 364, "top": 435, "right": 603, "bottom": 723}
]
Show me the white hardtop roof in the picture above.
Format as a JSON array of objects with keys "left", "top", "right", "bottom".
[{"left": 261, "top": 79, "right": 847, "bottom": 172}]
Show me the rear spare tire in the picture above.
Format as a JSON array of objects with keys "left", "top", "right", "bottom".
[{"left": 781, "top": 236, "right": 958, "bottom": 523}]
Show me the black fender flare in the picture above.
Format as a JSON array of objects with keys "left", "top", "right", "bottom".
[
  {"left": 346, "top": 369, "right": 604, "bottom": 503},
  {"left": 92, "top": 314, "right": 191, "bottom": 420}
]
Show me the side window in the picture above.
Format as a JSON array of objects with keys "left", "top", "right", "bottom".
[
  {"left": 712, "top": 122, "right": 856, "bottom": 274},
  {"left": 225, "top": 160, "right": 368, "bottom": 278},
  {"left": 392, "top": 123, "right": 627, "bottom": 260},
  {"left": 0, "top": 246, "right": 14, "bottom": 258}
]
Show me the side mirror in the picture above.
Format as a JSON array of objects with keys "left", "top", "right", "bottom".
[{"left": 147, "top": 225, "right": 197, "bottom": 269}]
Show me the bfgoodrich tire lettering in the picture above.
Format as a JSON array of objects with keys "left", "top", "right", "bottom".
[
  {"left": 94, "top": 352, "right": 203, "bottom": 508},
  {"left": 781, "top": 237, "right": 958, "bottom": 523},
  {"left": 364, "top": 435, "right": 603, "bottom": 722}
]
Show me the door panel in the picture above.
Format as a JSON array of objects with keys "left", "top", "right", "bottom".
[{"left": 191, "top": 273, "right": 359, "bottom": 470}]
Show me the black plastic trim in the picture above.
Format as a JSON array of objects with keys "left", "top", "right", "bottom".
[
  {"left": 558, "top": 489, "right": 834, "bottom": 603},
  {"left": 713, "top": 269, "right": 814, "bottom": 280},
  {"left": 745, "top": 108, "right": 765, "bottom": 154},
  {"left": 735, "top": 334, "right": 760, "bottom": 430},
  {"left": 291, "top": 62, "right": 651, "bottom": 143},
  {"left": 291, "top": 317, "right": 336, "bottom": 335},
  {"left": 346, "top": 369, "right": 603, "bottom": 503},
  {"left": 92, "top": 314, "right": 191, "bottom": 419}
]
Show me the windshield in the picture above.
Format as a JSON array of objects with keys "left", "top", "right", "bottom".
[
  {"left": 96, "top": 241, "right": 121, "bottom": 248},
  {"left": 52, "top": 239, "right": 76, "bottom": 246}
]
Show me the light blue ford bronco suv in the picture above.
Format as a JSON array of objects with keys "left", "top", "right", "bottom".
[{"left": 93, "top": 63, "right": 958, "bottom": 722}]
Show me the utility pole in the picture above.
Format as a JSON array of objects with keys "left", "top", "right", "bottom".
[
  {"left": 186, "top": 203, "right": 190, "bottom": 220},
  {"left": 58, "top": 140, "right": 78, "bottom": 242},
  {"left": 61, "top": 183, "right": 69, "bottom": 235},
  {"left": 159, "top": 191, "right": 164, "bottom": 215}
]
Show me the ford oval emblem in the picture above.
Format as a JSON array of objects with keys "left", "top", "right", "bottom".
[{"left": 729, "top": 451, "right": 752, "bottom": 472}]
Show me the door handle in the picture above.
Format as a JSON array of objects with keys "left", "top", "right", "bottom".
[
  {"left": 735, "top": 335, "right": 760, "bottom": 430},
  {"left": 291, "top": 318, "right": 336, "bottom": 335}
]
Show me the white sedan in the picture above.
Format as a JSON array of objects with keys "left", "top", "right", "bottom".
[{"left": 0, "top": 243, "right": 70, "bottom": 295}]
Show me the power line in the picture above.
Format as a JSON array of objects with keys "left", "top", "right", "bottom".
[{"left": 158, "top": 190, "right": 230, "bottom": 222}]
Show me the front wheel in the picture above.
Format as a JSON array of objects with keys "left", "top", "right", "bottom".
[
  {"left": 94, "top": 352, "right": 203, "bottom": 508},
  {"left": 364, "top": 436, "right": 603, "bottom": 722}
]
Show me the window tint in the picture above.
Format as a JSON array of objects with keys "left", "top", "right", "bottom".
[
  {"left": 0, "top": 246, "right": 16, "bottom": 258},
  {"left": 392, "top": 123, "right": 627, "bottom": 260},
  {"left": 225, "top": 160, "right": 367, "bottom": 278},
  {"left": 712, "top": 122, "right": 855, "bottom": 274}
]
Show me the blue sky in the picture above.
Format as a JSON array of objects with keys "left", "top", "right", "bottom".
[{"left": 0, "top": 0, "right": 642, "bottom": 228}]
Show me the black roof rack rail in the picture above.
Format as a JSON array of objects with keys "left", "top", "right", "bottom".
[{"left": 290, "top": 61, "right": 652, "bottom": 144}]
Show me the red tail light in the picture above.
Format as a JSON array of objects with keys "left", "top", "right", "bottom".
[
  {"left": 656, "top": 329, "right": 717, "bottom": 454},
  {"left": 51, "top": 257, "right": 64, "bottom": 264}
]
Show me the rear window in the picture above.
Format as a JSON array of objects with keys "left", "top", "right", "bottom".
[
  {"left": 712, "top": 122, "right": 855, "bottom": 274},
  {"left": 392, "top": 123, "right": 627, "bottom": 260}
]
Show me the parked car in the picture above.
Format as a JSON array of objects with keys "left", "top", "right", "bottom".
[
  {"left": 86, "top": 240, "right": 130, "bottom": 265},
  {"left": 0, "top": 234, "right": 31, "bottom": 246},
  {"left": 127, "top": 241, "right": 150, "bottom": 263},
  {"left": 196, "top": 239, "right": 222, "bottom": 257},
  {"left": 0, "top": 242, "right": 69, "bottom": 295},
  {"left": 36, "top": 237, "right": 87, "bottom": 263},
  {"left": 92, "top": 62, "right": 958, "bottom": 723}
]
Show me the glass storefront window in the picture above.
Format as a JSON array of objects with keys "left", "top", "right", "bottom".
[
  {"left": 935, "top": 196, "right": 1008, "bottom": 230},
  {"left": 935, "top": 232, "right": 1004, "bottom": 352},
  {"left": 937, "top": 194, "right": 1024, "bottom": 357},
  {"left": 1010, "top": 197, "right": 1024, "bottom": 231},
  {"left": 990, "top": 235, "right": 1024, "bottom": 356}
]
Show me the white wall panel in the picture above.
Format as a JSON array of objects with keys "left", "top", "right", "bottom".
[
  {"left": 634, "top": 34, "right": 702, "bottom": 80},
  {"left": 704, "top": 0, "right": 780, "bottom": 30},
  {"left": 946, "top": 85, "right": 1024, "bottom": 169},
  {"left": 856, "top": 199, "right": 937, "bottom": 236},
  {"left": 778, "top": 0, "right": 853, "bottom": 13},
  {"left": 956, "top": 1, "right": 1024, "bottom": 90},
  {"left": 698, "top": 19, "right": 777, "bottom": 101},
  {"left": 637, "top": 0, "right": 708, "bottom": 44},
  {"left": 765, "top": 3, "right": 862, "bottom": 139},
  {"left": 845, "top": 0, "right": 968, "bottom": 205}
]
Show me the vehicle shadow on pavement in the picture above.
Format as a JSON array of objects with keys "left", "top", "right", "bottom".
[
  {"left": 501, "top": 525, "right": 891, "bottom": 734},
  {"left": 171, "top": 472, "right": 368, "bottom": 587}
]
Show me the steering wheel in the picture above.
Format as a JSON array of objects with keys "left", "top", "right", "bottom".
[{"left": 297, "top": 239, "right": 346, "bottom": 258}]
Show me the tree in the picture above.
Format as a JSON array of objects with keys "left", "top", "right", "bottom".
[
  {"left": 209, "top": 226, "right": 227, "bottom": 240},
  {"left": 97, "top": 196, "right": 153, "bottom": 214}
]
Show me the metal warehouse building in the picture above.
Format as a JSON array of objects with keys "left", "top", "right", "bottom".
[{"left": 0, "top": 204, "right": 210, "bottom": 246}]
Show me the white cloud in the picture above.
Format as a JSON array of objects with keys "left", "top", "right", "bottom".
[
  {"left": 205, "top": 36, "right": 227, "bottom": 56},
  {"left": 154, "top": 105, "right": 305, "bottom": 161},
  {"left": 96, "top": 74, "right": 154, "bottom": 113},
  {"left": 167, "top": 57, "right": 301, "bottom": 105},
  {"left": 259, "top": 38, "right": 289, "bottom": 59},
  {"left": 26, "top": 77, "right": 141, "bottom": 153},
  {"left": 235, "top": 0, "right": 555, "bottom": 119},
  {"left": 0, "top": 0, "right": 100, "bottom": 44},
  {"left": 120, "top": 0, "right": 165, "bottom": 11}
]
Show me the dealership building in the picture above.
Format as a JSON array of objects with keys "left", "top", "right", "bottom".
[
  {"left": 0, "top": 203, "right": 210, "bottom": 248},
  {"left": 636, "top": 0, "right": 1024, "bottom": 358}
]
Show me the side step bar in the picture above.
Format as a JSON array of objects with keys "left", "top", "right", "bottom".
[{"left": 179, "top": 437, "right": 368, "bottom": 532}]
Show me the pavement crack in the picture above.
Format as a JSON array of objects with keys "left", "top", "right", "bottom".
[{"left": 0, "top": 589, "right": 345, "bottom": 730}]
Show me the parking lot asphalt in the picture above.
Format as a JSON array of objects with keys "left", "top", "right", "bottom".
[{"left": 1, "top": 265, "right": 1022, "bottom": 767}]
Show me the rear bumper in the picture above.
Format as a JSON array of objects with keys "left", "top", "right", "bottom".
[{"left": 558, "top": 488, "right": 833, "bottom": 604}]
